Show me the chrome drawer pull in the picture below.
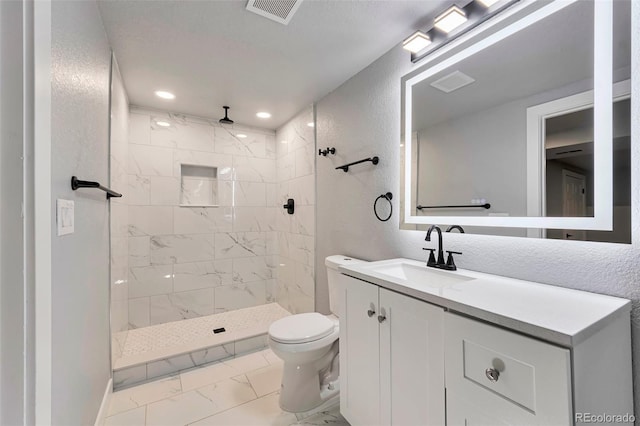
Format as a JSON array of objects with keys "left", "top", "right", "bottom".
[
  {"left": 485, "top": 368, "right": 500, "bottom": 383},
  {"left": 367, "top": 309, "right": 376, "bottom": 317}
]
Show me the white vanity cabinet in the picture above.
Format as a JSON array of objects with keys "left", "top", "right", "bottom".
[
  {"left": 339, "top": 274, "right": 445, "bottom": 426},
  {"left": 445, "top": 313, "right": 572, "bottom": 425},
  {"left": 338, "top": 258, "right": 634, "bottom": 426}
]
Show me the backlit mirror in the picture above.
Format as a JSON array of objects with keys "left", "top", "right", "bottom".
[{"left": 401, "top": 0, "right": 631, "bottom": 242}]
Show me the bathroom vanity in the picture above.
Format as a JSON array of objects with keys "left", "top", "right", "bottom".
[{"left": 338, "top": 259, "right": 633, "bottom": 426}]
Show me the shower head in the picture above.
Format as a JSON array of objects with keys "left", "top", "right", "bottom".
[{"left": 219, "top": 106, "right": 234, "bottom": 124}]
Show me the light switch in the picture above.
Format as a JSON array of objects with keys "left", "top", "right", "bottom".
[{"left": 57, "top": 199, "right": 74, "bottom": 236}]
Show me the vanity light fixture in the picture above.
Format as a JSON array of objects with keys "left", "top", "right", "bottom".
[
  {"left": 155, "top": 120, "right": 171, "bottom": 127},
  {"left": 434, "top": 5, "right": 467, "bottom": 33},
  {"left": 405, "top": 0, "right": 519, "bottom": 63},
  {"left": 402, "top": 31, "right": 432, "bottom": 53},
  {"left": 256, "top": 112, "right": 272, "bottom": 119},
  {"left": 155, "top": 90, "right": 175, "bottom": 100},
  {"left": 477, "top": 0, "right": 502, "bottom": 7},
  {"left": 236, "top": 133, "right": 248, "bottom": 138}
]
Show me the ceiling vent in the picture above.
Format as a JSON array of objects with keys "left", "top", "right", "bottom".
[
  {"left": 246, "top": 0, "right": 303, "bottom": 25},
  {"left": 430, "top": 70, "right": 475, "bottom": 93}
]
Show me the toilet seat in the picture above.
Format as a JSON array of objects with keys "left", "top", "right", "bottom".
[{"left": 269, "top": 313, "right": 335, "bottom": 344}]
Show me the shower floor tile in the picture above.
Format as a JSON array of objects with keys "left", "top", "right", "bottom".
[{"left": 114, "top": 304, "right": 290, "bottom": 381}]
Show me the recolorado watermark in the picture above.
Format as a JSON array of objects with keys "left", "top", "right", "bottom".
[{"left": 575, "top": 413, "right": 635, "bottom": 423}]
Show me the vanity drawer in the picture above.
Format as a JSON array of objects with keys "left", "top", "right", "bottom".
[{"left": 444, "top": 313, "right": 572, "bottom": 425}]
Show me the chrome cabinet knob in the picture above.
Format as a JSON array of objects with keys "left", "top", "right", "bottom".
[
  {"left": 377, "top": 315, "right": 386, "bottom": 323},
  {"left": 485, "top": 368, "right": 500, "bottom": 383},
  {"left": 367, "top": 309, "right": 376, "bottom": 317}
]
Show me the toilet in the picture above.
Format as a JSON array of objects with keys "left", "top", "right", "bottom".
[{"left": 268, "top": 255, "right": 365, "bottom": 413}]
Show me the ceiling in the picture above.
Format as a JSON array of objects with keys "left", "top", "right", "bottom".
[{"left": 97, "top": 0, "right": 449, "bottom": 130}]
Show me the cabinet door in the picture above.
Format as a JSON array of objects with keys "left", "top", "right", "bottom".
[
  {"left": 339, "top": 275, "right": 381, "bottom": 425},
  {"left": 445, "top": 313, "right": 572, "bottom": 426},
  {"left": 379, "top": 288, "right": 445, "bottom": 426}
]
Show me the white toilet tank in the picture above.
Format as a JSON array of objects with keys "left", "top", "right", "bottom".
[{"left": 325, "top": 255, "right": 366, "bottom": 317}]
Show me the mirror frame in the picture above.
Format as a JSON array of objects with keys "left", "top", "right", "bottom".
[{"left": 402, "top": 0, "right": 614, "bottom": 230}]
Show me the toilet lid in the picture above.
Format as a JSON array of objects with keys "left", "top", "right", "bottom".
[{"left": 269, "top": 313, "right": 335, "bottom": 344}]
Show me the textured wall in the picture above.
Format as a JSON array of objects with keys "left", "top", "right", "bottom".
[
  {"left": 0, "top": 1, "right": 26, "bottom": 423},
  {"left": 125, "top": 108, "right": 277, "bottom": 328},
  {"left": 316, "top": 1, "right": 640, "bottom": 414},
  {"left": 51, "top": 0, "right": 112, "bottom": 423},
  {"left": 110, "top": 57, "right": 130, "bottom": 365},
  {"left": 275, "top": 106, "right": 316, "bottom": 314}
]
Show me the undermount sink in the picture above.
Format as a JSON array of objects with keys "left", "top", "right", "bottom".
[{"left": 368, "top": 260, "right": 475, "bottom": 288}]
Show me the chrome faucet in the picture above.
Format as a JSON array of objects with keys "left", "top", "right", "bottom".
[{"left": 424, "top": 225, "right": 462, "bottom": 271}]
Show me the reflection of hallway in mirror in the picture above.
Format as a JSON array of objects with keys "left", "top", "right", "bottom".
[{"left": 544, "top": 98, "right": 631, "bottom": 243}]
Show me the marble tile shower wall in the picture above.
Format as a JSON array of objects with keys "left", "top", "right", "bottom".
[
  {"left": 126, "top": 108, "right": 278, "bottom": 328},
  {"left": 275, "top": 106, "right": 316, "bottom": 314}
]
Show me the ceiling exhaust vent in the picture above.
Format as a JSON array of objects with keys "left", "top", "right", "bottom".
[
  {"left": 246, "top": 0, "right": 303, "bottom": 25},
  {"left": 430, "top": 70, "right": 475, "bottom": 93}
]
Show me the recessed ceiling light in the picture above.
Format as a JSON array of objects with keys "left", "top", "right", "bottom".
[
  {"left": 402, "top": 31, "right": 432, "bottom": 53},
  {"left": 236, "top": 133, "right": 247, "bottom": 138},
  {"left": 307, "top": 122, "right": 315, "bottom": 128},
  {"left": 477, "top": 0, "right": 501, "bottom": 7},
  {"left": 256, "top": 112, "right": 271, "bottom": 119},
  {"left": 155, "top": 121, "right": 171, "bottom": 127},
  {"left": 434, "top": 5, "right": 467, "bottom": 33},
  {"left": 155, "top": 90, "right": 175, "bottom": 100}
]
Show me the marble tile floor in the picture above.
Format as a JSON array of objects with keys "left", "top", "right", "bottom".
[{"left": 105, "top": 348, "right": 350, "bottom": 426}]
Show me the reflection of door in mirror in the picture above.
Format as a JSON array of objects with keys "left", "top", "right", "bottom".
[
  {"left": 561, "top": 170, "right": 587, "bottom": 240},
  {"left": 561, "top": 170, "right": 586, "bottom": 217},
  {"left": 543, "top": 98, "right": 631, "bottom": 243}
]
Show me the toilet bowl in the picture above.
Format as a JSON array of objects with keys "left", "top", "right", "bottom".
[{"left": 268, "top": 255, "right": 365, "bottom": 413}]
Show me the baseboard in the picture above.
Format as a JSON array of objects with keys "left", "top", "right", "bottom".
[{"left": 94, "top": 378, "right": 113, "bottom": 426}]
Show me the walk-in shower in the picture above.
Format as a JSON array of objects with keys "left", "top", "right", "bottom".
[{"left": 108, "top": 64, "right": 316, "bottom": 388}]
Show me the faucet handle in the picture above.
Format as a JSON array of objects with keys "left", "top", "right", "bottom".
[
  {"left": 445, "top": 251, "right": 462, "bottom": 271},
  {"left": 423, "top": 248, "right": 437, "bottom": 267}
]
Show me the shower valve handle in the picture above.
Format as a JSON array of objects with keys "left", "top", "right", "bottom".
[{"left": 283, "top": 199, "right": 294, "bottom": 215}]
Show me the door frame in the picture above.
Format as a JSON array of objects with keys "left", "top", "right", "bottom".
[{"left": 526, "top": 79, "right": 631, "bottom": 238}]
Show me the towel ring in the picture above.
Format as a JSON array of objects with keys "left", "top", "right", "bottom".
[{"left": 374, "top": 192, "right": 393, "bottom": 222}]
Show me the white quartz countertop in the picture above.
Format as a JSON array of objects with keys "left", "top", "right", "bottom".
[{"left": 339, "top": 258, "right": 631, "bottom": 347}]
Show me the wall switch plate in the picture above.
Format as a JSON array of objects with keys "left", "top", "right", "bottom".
[{"left": 57, "top": 199, "right": 74, "bottom": 236}]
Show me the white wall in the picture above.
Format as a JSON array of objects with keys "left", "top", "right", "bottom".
[
  {"left": 417, "top": 100, "right": 527, "bottom": 219},
  {"left": 51, "top": 0, "right": 112, "bottom": 423},
  {"left": 316, "top": 2, "right": 640, "bottom": 414},
  {"left": 275, "top": 106, "right": 316, "bottom": 314},
  {"left": 1, "top": 1, "right": 27, "bottom": 423}
]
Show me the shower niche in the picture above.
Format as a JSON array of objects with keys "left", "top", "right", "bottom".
[{"left": 180, "top": 163, "right": 219, "bottom": 207}]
